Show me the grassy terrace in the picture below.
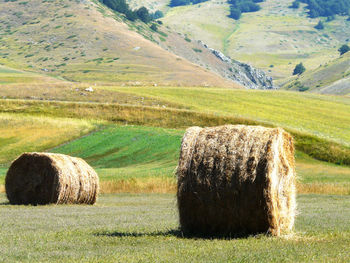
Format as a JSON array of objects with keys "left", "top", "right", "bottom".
[
  {"left": 0, "top": 193, "right": 349, "bottom": 262},
  {"left": 1, "top": 85, "right": 350, "bottom": 165},
  {"left": 104, "top": 87, "right": 350, "bottom": 145},
  {"left": 1, "top": 124, "right": 349, "bottom": 194},
  {"left": 0, "top": 85, "right": 349, "bottom": 193}
]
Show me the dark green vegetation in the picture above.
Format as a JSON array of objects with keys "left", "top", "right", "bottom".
[
  {"left": 314, "top": 20, "right": 324, "bottom": 30},
  {"left": 0, "top": 193, "right": 349, "bottom": 262},
  {"left": 339, "top": 44, "right": 350, "bottom": 55},
  {"left": 99, "top": 0, "right": 161, "bottom": 23},
  {"left": 169, "top": 0, "right": 209, "bottom": 7},
  {"left": 296, "top": 0, "right": 350, "bottom": 18},
  {"left": 293, "top": 62, "right": 306, "bottom": 75},
  {"left": 228, "top": 0, "right": 264, "bottom": 20}
]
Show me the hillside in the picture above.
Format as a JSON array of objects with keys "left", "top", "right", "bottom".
[
  {"left": 283, "top": 52, "right": 350, "bottom": 95},
  {"left": 0, "top": 0, "right": 237, "bottom": 87},
  {"left": 0, "top": 65, "right": 65, "bottom": 85},
  {"left": 2, "top": 86, "right": 350, "bottom": 166},
  {"left": 160, "top": 0, "right": 350, "bottom": 82}
]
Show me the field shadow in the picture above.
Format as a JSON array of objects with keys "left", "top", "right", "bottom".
[
  {"left": 95, "top": 229, "right": 258, "bottom": 240},
  {"left": 0, "top": 202, "right": 11, "bottom": 206},
  {"left": 95, "top": 229, "right": 183, "bottom": 238}
]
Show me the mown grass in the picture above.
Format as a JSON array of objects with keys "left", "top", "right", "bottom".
[
  {"left": 52, "top": 125, "right": 182, "bottom": 184},
  {"left": 0, "top": 193, "right": 349, "bottom": 262},
  {"left": 49, "top": 125, "right": 181, "bottom": 193}
]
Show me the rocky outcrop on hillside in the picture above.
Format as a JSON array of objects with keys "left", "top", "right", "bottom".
[{"left": 199, "top": 41, "right": 275, "bottom": 90}]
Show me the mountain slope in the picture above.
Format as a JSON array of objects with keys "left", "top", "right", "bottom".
[
  {"left": 0, "top": 65, "right": 64, "bottom": 85},
  {"left": 160, "top": 0, "right": 350, "bottom": 82},
  {"left": 0, "top": 0, "right": 237, "bottom": 87},
  {"left": 283, "top": 52, "right": 350, "bottom": 95}
]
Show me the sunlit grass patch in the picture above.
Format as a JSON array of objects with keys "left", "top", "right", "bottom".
[
  {"left": 100, "top": 177, "right": 176, "bottom": 194},
  {"left": 0, "top": 113, "right": 100, "bottom": 164},
  {"left": 297, "top": 183, "right": 350, "bottom": 195},
  {"left": 104, "top": 86, "right": 350, "bottom": 145}
]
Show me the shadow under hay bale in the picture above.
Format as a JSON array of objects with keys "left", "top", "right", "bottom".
[
  {"left": 177, "top": 125, "right": 296, "bottom": 237},
  {"left": 5, "top": 153, "right": 99, "bottom": 205}
]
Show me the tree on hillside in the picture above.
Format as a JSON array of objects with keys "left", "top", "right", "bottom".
[
  {"left": 338, "top": 44, "right": 350, "bottom": 55},
  {"left": 153, "top": 10, "right": 164, "bottom": 19},
  {"left": 297, "top": 0, "right": 350, "bottom": 18},
  {"left": 227, "top": 0, "right": 264, "bottom": 20},
  {"left": 99, "top": 0, "right": 155, "bottom": 23},
  {"left": 125, "top": 9, "right": 137, "bottom": 21},
  {"left": 136, "top": 7, "right": 151, "bottom": 23},
  {"left": 293, "top": 63, "right": 306, "bottom": 75},
  {"left": 314, "top": 21, "right": 324, "bottom": 30},
  {"left": 229, "top": 8, "right": 242, "bottom": 20},
  {"left": 150, "top": 23, "right": 158, "bottom": 31},
  {"left": 169, "top": 0, "right": 208, "bottom": 7},
  {"left": 290, "top": 1, "right": 300, "bottom": 9}
]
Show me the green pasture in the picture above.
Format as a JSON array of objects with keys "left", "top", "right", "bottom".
[{"left": 52, "top": 125, "right": 182, "bottom": 182}]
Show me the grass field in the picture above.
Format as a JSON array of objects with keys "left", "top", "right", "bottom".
[
  {"left": 1, "top": 0, "right": 350, "bottom": 261},
  {"left": 0, "top": 193, "right": 349, "bottom": 262},
  {"left": 1, "top": 124, "right": 348, "bottom": 194},
  {"left": 1, "top": 86, "right": 350, "bottom": 166},
  {"left": 52, "top": 125, "right": 182, "bottom": 192},
  {"left": 104, "top": 86, "right": 350, "bottom": 145},
  {"left": 0, "top": 113, "right": 99, "bottom": 165}
]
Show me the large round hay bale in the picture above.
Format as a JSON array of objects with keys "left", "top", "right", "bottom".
[
  {"left": 177, "top": 125, "right": 296, "bottom": 237},
  {"left": 5, "top": 153, "right": 99, "bottom": 205}
]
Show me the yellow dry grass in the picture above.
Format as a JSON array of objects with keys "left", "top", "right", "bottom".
[
  {"left": 0, "top": 180, "right": 349, "bottom": 195},
  {"left": 297, "top": 183, "right": 350, "bottom": 195},
  {"left": 0, "top": 113, "right": 98, "bottom": 164},
  {"left": 100, "top": 177, "right": 176, "bottom": 194}
]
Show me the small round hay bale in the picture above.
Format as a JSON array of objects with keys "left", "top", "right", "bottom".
[
  {"left": 5, "top": 152, "right": 99, "bottom": 205},
  {"left": 177, "top": 125, "right": 296, "bottom": 237}
]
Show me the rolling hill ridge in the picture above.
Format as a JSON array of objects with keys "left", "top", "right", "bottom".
[
  {"left": 155, "top": 0, "right": 350, "bottom": 90},
  {"left": 0, "top": 0, "right": 239, "bottom": 87},
  {"left": 283, "top": 52, "right": 350, "bottom": 95}
]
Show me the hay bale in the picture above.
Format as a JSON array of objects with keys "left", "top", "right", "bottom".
[
  {"left": 177, "top": 125, "right": 296, "bottom": 237},
  {"left": 5, "top": 152, "right": 99, "bottom": 205}
]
